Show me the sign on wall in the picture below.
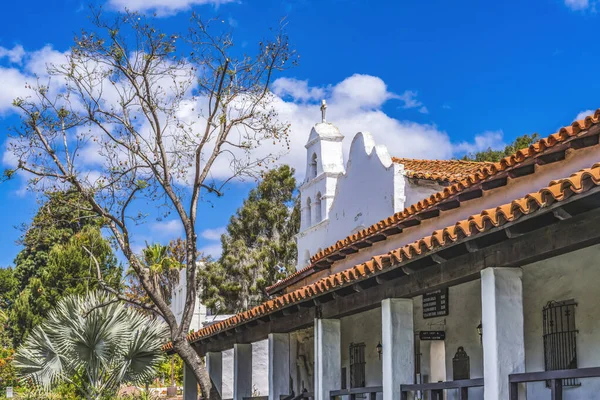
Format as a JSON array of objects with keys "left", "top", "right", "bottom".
[
  {"left": 419, "top": 331, "right": 446, "bottom": 340},
  {"left": 422, "top": 288, "right": 449, "bottom": 319}
]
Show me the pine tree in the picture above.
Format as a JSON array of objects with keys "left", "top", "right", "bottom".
[
  {"left": 200, "top": 165, "right": 300, "bottom": 313},
  {"left": 462, "top": 133, "right": 540, "bottom": 162},
  {"left": 7, "top": 191, "right": 121, "bottom": 346}
]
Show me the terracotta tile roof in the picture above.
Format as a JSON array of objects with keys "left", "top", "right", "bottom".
[
  {"left": 307, "top": 110, "right": 600, "bottom": 268},
  {"left": 393, "top": 158, "right": 494, "bottom": 183},
  {"left": 163, "top": 159, "right": 600, "bottom": 351}
]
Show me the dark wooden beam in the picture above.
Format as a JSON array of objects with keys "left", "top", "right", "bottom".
[
  {"left": 553, "top": 208, "right": 572, "bottom": 221},
  {"left": 464, "top": 241, "right": 479, "bottom": 253},
  {"left": 318, "top": 204, "right": 600, "bottom": 320},
  {"left": 193, "top": 187, "right": 600, "bottom": 354},
  {"left": 430, "top": 253, "right": 446, "bottom": 264}
]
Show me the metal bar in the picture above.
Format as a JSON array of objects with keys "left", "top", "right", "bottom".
[
  {"left": 457, "top": 387, "right": 468, "bottom": 400},
  {"left": 550, "top": 379, "right": 563, "bottom": 400},
  {"left": 401, "top": 378, "right": 484, "bottom": 391},
  {"left": 329, "top": 387, "right": 383, "bottom": 396},
  {"left": 509, "top": 367, "right": 600, "bottom": 383},
  {"left": 509, "top": 382, "right": 519, "bottom": 400}
]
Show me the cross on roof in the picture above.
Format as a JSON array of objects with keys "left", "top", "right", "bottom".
[{"left": 321, "top": 99, "right": 327, "bottom": 123}]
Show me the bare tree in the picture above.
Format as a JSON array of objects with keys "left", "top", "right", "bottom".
[{"left": 6, "top": 9, "right": 296, "bottom": 399}]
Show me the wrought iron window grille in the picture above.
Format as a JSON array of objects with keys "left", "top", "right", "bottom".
[
  {"left": 349, "top": 342, "right": 366, "bottom": 398},
  {"left": 542, "top": 299, "right": 580, "bottom": 388}
]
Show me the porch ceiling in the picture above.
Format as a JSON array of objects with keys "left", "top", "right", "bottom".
[{"left": 164, "top": 161, "right": 600, "bottom": 355}]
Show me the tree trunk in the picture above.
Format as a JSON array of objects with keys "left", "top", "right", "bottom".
[{"left": 176, "top": 340, "right": 221, "bottom": 400}]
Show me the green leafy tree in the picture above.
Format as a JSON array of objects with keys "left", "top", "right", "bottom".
[
  {"left": 7, "top": 191, "right": 121, "bottom": 346},
  {"left": 6, "top": 9, "right": 296, "bottom": 396},
  {"left": 0, "top": 308, "right": 17, "bottom": 393},
  {"left": 12, "top": 191, "right": 99, "bottom": 287},
  {"left": 462, "top": 133, "right": 540, "bottom": 162},
  {"left": 200, "top": 165, "right": 300, "bottom": 313},
  {"left": 14, "top": 291, "right": 168, "bottom": 400}
]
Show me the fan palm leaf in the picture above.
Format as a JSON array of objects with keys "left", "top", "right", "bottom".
[{"left": 14, "top": 290, "right": 168, "bottom": 399}]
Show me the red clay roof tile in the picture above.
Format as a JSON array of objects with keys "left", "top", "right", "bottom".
[
  {"left": 392, "top": 158, "right": 494, "bottom": 183},
  {"left": 162, "top": 158, "right": 600, "bottom": 352}
]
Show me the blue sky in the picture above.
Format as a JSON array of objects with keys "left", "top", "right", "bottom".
[{"left": 0, "top": 0, "right": 599, "bottom": 267}]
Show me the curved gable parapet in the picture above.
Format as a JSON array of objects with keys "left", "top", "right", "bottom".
[
  {"left": 346, "top": 131, "right": 394, "bottom": 171},
  {"left": 326, "top": 132, "right": 405, "bottom": 243}
]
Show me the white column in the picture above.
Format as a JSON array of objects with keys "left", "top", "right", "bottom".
[
  {"left": 207, "top": 352, "right": 223, "bottom": 397},
  {"left": 183, "top": 362, "right": 199, "bottom": 400},
  {"left": 253, "top": 340, "right": 270, "bottom": 396},
  {"left": 381, "top": 298, "right": 414, "bottom": 400},
  {"left": 481, "top": 267, "right": 526, "bottom": 400},
  {"left": 223, "top": 348, "right": 235, "bottom": 399},
  {"left": 269, "top": 333, "right": 291, "bottom": 400},
  {"left": 314, "top": 319, "right": 341, "bottom": 400},
  {"left": 234, "top": 343, "right": 253, "bottom": 400}
]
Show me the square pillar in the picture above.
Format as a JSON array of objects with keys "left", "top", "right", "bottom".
[
  {"left": 223, "top": 348, "right": 235, "bottom": 399},
  {"left": 269, "top": 333, "right": 291, "bottom": 400},
  {"left": 314, "top": 319, "right": 341, "bottom": 400},
  {"left": 481, "top": 267, "right": 526, "bottom": 400},
  {"left": 381, "top": 298, "right": 414, "bottom": 400},
  {"left": 183, "top": 362, "right": 199, "bottom": 400},
  {"left": 234, "top": 343, "right": 253, "bottom": 400},
  {"left": 207, "top": 351, "right": 223, "bottom": 397},
  {"left": 253, "top": 340, "right": 270, "bottom": 396}
]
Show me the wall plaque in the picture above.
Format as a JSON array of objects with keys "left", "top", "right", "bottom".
[
  {"left": 422, "top": 288, "right": 449, "bottom": 319},
  {"left": 452, "top": 347, "right": 470, "bottom": 381},
  {"left": 419, "top": 331, "right": 446, "bottom": 340}
]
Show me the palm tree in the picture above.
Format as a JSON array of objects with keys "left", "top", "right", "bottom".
[
  {"left": 142, "top": 243, "right": 182, "bottom": 303},
  {"left": 13, "top": 291, "right": 168, "bottom": 400}
]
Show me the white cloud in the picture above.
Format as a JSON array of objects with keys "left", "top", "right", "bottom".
[
  {"left": 200, "top": 243, "right": 222, "bottom": 259},
  {"left": 200, "top": 227, "right": 226, "bottom": 241},
  {"left": 574, "top": 109, "right": 596, "bottom": 121},
  {"left": 331, "top": 74, "right": 396, "bottom": 109},
  {"left": 150, "top": 219, "right": 184, "bottom": 237},
  {"left": 397, "top": 90, "right": 425, "bottom": 110},
  {"left": 565, "top": 0, "right": 590, "bottom": 10},
  {"left": 0, "top": 45, "right": 25, "bottom": 64},
  {"left": 1, "top": 45, "right": 499, "bottom": 197},
  {"left": 271, "top": 78, "right": 326, "bottom": 103},
  {"left": 106, "top": 0, "right": 235, "bottom": 16},
  {"left": 0, "top": 68, "right": 30, "bottom": 114},
  {"left": 453, "top": 130, "right": 506, "bottom": 155},
  {"left": 0, "top": 45, "right": 68, "bottom": 114}
]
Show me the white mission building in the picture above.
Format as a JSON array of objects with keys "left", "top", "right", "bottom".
[{"left": 168, "top": 104, "right": 600, "bottom": 400}]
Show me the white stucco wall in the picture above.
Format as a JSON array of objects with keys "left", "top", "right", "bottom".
[
  {"left": 284, "top": 242, "right": 600, "bottom": 400},
  {"left": 297, "top": 131, "right": 444, "bottom": 272},
  {"left": 413, "top": 280, "right": 484, "bottom": 400},
  {"left": 223, "top": 348, "right": 235, "bottom": 399},
  {"left": 336, "top": 280, "right": 483, "bottom": 400},
  {"left": 327, "top": 133, "right": 404, "bottom": 239},
  {"left": 325, "top": 143, "right": 600, "bottom": 278},
  {"left": 522, "top": 243, "right": 600, "bottom": 400},
  {"left": 252, "top": 340, "right": 269, "bottom": 396},
  {"left": 340, "top": 308, "right": 383, "bottom": 391},
  {"left": 171, "top": 268, "right": 207, "bottom": 331}
]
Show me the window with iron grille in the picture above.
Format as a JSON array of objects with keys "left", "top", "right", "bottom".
[
  {"left": 349, "top": 342, "right": 366, "bottom": 392},
  {"left": 543, "top": 299, "right": 579, "bottom": 387}
]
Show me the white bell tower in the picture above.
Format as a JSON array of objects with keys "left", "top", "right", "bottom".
[{"left": 297, "top": 101, "right": 345, "bottom": 266}]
